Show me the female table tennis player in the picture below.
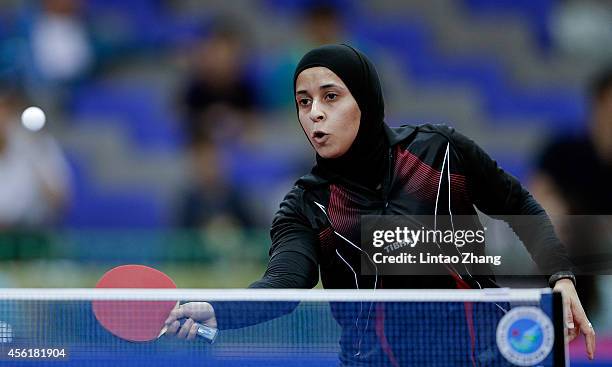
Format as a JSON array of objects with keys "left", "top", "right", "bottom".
[{"left": 165, "top": 44, "right": 595, "bottom": 363}]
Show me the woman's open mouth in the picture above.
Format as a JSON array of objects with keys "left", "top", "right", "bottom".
[{"left": 312, "top": 131, "right": 329, "bottom": 144}]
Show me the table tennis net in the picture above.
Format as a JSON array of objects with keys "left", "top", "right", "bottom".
[{"left": 0, "top": 288, "right": 566, "bottom": 366}]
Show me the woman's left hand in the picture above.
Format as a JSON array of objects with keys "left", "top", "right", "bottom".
[{"left": 553, "top": 279, "right": 596, "bottom": 360}]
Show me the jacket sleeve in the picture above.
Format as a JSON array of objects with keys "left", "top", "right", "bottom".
[
  {"left": 448, "top": 128, "right": 574, "bottom": 279},
  {"left": 212, "top": 186, "right": 319, "bottom": 330}
]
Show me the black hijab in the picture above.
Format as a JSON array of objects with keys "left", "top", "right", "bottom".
[{"left": 293, "top": 44, "right": 388, "bottom": 190}]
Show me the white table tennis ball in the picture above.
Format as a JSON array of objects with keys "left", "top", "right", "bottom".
[{"left": 21, "top": 106, "right": 46, "bottom": 132}]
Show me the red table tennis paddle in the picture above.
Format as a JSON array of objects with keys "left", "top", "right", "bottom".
[{"left": 92, "top": 264, "right": 217, "bottom": 343}]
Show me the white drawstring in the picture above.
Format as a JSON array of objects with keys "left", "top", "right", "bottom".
[
  {"left": 313, "top": 201, "right": 378, "bottom": 290},
  {"left": 437, "top": 144, "right": 504, "bottom": 311},
  {"left": 315, "top": 201, "right": 378, "bottom": 356},
  {"left": 445, "top": 144, "right": 484, "bottom": 290},
  {"left": 446, "top": 144, "right": 455, "bottom": 232},
  {"left": 434, "top": 144, "right": 463, "bottom": 279},
  {"left": 336, "top": 248, "right": 360, "bottom": 291}
]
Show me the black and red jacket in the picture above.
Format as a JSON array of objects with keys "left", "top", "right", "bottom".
[
  {"left": 262, "top": 123, "right": 572, "bottom": 287},
  {"left": 212, "top": 123, "right": 573, "bottom": 365}
]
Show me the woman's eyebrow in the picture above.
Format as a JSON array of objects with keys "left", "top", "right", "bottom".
[
  {"left": 296, "top": 83, "right": 344, "bottom": 95},
  {"left": 320, "top": 83, "right": 342, "bottom": 90}
]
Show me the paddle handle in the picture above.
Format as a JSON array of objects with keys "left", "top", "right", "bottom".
[
  {"left": 194, "top": 323, "right": 218, "bottom": 343},
  {"left": 161, "top": 320, "right": 218, "bottom": 343}
]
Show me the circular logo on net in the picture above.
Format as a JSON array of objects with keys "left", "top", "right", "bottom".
[{"left": 496, "top": 307, "right": 555, "bottom": 366}]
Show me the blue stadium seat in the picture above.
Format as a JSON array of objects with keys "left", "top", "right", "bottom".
[
  {"left": 352, "top": 17, "right": 585, "bottom": 129},
  {"left": 85, "top": 0, "right": 163, "bottom": 38},
  {"left": 70, "top": 83, "right": 185, "bottom": 151},
  {"left": 222, "top": 145, "right": 304, "bottom": 189},
  {"left": 84, "top": 0, "right": 203, "bottom": 47},
  {"left": 351, "top": 19, "right": 507, "bottom": 93},
  {"left": 65, "top": 191, "right": 167, "bottom": 229},
  {"left": 462, "top": 0, "right": 555, "bottom": 50},
  {"left": 485, "top": 86, "right": 586, "bottom": 128},
  {"left": 350, "top": 18, "right": 433, "bottom": 62},
  {"left": 411, "top": 54, "right": 507, "bottom": 92},
  {"left": 62, "top": 152, "right": 167, "bottom": 229}
]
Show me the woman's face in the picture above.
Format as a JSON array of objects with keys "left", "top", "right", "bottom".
[{"left": 295, "top": 67, "right": 361, "bottom": 158}]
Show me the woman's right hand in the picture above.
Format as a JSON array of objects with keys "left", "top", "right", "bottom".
[{"left": 164, "top": 302, "right": 217, "bottom": 340}]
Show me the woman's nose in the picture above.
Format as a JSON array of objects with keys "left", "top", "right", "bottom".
[{"left": 309, "top": 100, "right": 325, "bottom": 122}]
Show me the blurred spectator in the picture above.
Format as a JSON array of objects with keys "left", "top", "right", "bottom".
[
  {"left": 0, "top": 83, "right": 71, "bottom": 229},
  {"left": 260, "top": 2, "right": 347, "bottom": 109},
  {"left": 531, "top": 66, "right": 612, "bottom": 326},
  {"left": 178, "top": 138, "right": 253, "bottom": 231},
  {"left": 551, "top": 0, "right": 612, "bottom": 62},
  {"left": 301, "top": 3, "right": 346, "bottom": 46},
  {"left": 180, "top": 18, "right": 258, "bottom": 144},
  {"left": 532, "top": 68, "right": 612, "bottom": 213},
  {"left": 29, "top": 0, "right": 93, "bottom": 85}
]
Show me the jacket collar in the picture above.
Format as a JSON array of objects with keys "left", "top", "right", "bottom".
[
  {"left": 384, "top": 123, "right": 418, "bottom": 146},
  {"left": 298, "top": 124, "right": 418, "bottom": 189}
]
